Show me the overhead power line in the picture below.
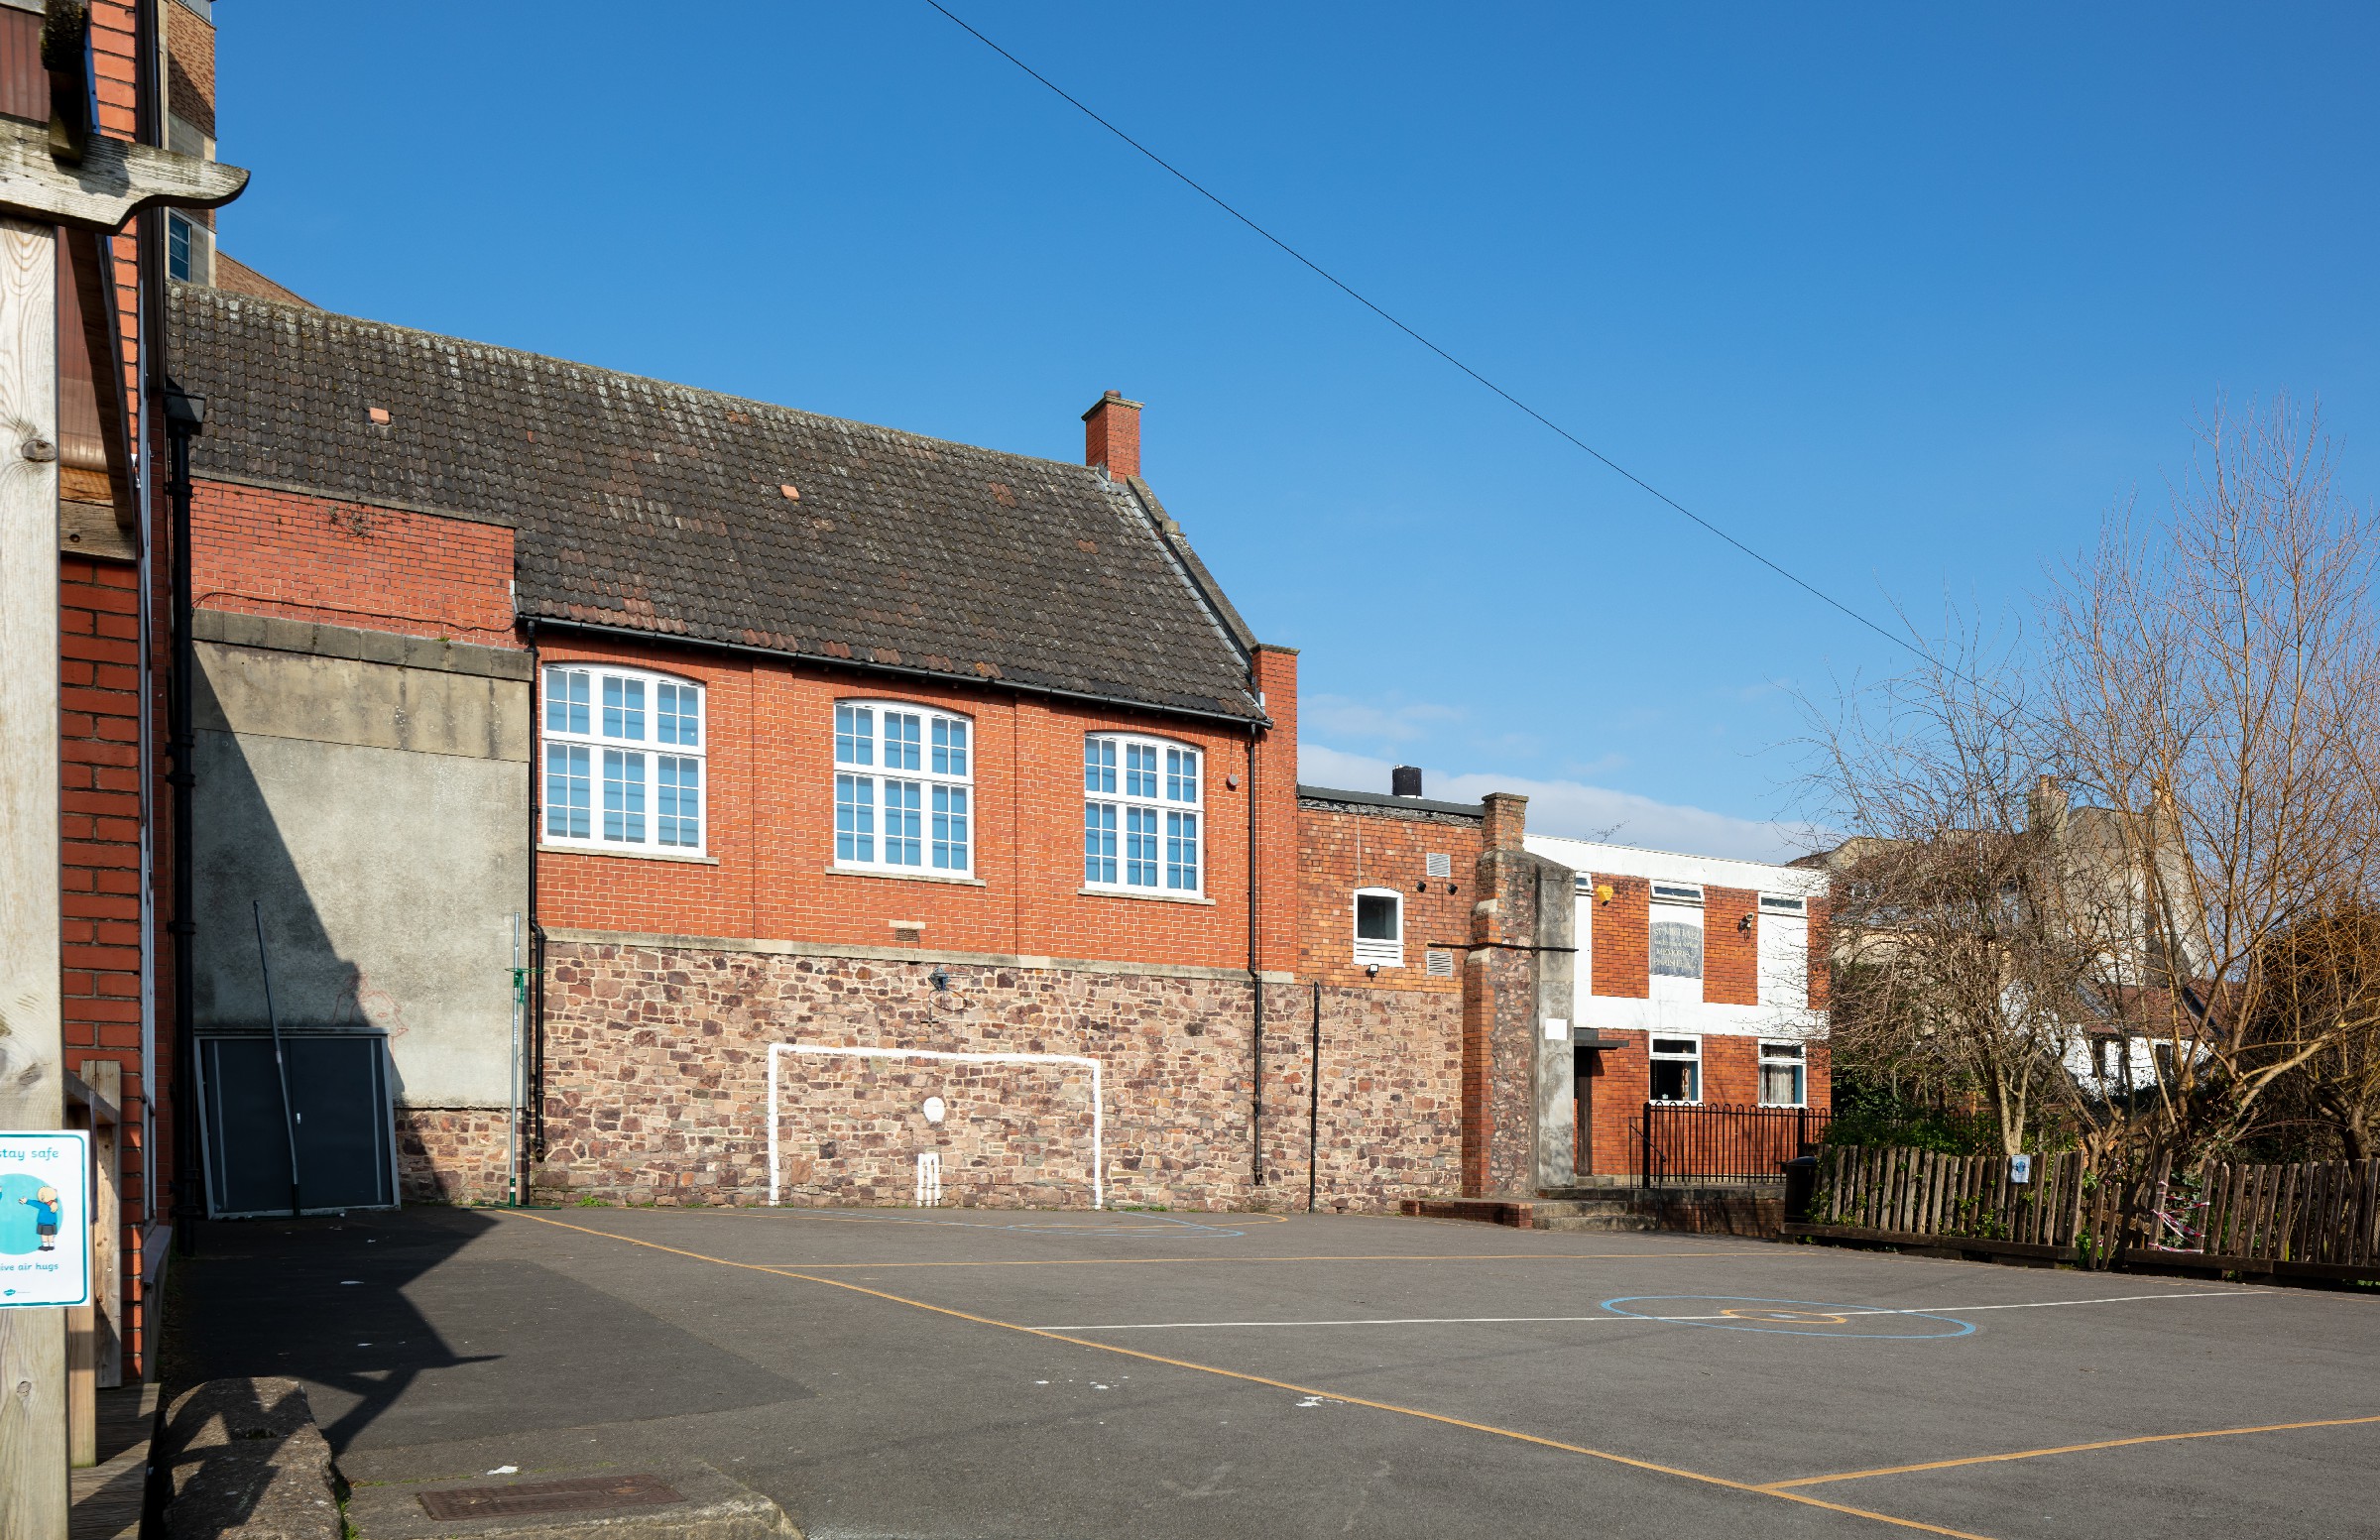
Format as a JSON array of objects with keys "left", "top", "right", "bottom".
[{"left": 924, "top": 1, "right": 1927, "bottom": 664}]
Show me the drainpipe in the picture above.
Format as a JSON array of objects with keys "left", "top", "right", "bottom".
[
  {"left": 1247, "top": 729, "right": 1262, "bottom": 1193},
  {"left": 525, "top": 616, "right": 545, "bottom": 1171},
  {"left": 162, "top": 382, "right": 201, "bottom": 1252}
]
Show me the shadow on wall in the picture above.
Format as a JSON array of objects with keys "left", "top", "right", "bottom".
[{"left": 189, "top": 656, "right": 396, "bottom": 1086}]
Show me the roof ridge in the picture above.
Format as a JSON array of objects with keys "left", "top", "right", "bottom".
[{"left": 169, "top": 281, "right": 1126, "bottom": 483}]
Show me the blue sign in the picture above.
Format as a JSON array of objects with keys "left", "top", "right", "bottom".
[{"left": 2009, "top": 1153, "right": 2034, "bottom": 1185}]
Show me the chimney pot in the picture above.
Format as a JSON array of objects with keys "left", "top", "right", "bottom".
[
  {"left": 1082, "top": 391, "right": 1144, "bottom": 481},
  {"left": 1391, "top": 765, "right": 1423, "bottom": 798}
]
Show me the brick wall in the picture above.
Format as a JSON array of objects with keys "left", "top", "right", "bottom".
[
  {"left": 1578, "top": 1033, "right": 1836, "bottom": 1177},
  {"left": 1295, "top": 800, "right": 1480, "bottom": 991},
  {"left": 534, "top": 631, "right": 1294, "bottom": 975},
  {"left": 1704, "top": 886, "right": 1758, "bottom": 1006},
  {"left": 60, "top": 554, "right": 156, "bottom": 1371},
  {"left": 1589, "top": 877, "right": 1650, "bottom": 998},
  {"left": 191, "top": 480, "right": 519, "bottom": 648}
]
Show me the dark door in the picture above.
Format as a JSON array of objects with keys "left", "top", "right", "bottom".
[
  {"left": 199, "top": 1033, "right": 397, "bottom": 1217},
  {"left": 1574, "top": 1046, "right": 1599, "bottom": 1175}
]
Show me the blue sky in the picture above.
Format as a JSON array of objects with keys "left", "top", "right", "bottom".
[{"left": 217, "top": 4, "right": 2380, "bottom": 859}]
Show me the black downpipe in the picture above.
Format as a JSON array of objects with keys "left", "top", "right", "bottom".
[
  {"left": 526, "top": 618, "right": 545, "bottom": 1167},
  {"left": 164, "top": 386, "right": 199, "bottom": 1252},
  {"left": 1248, "top": 730, "right": 1262, "bottom": 1193},
  {"left": 1308, "top": 983, "right": 1321, "bottom": 1213}
]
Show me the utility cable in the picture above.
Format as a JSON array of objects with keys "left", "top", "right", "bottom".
[{"left": 924, "top": 1, "right": 1929, "bottom": 665}]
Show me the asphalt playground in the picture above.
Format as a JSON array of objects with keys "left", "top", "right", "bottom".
[{"left": 175, "top": 1203, "right": 2380, "bottom": 1539}]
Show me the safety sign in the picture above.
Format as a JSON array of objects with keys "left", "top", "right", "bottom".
[{"left": 0, "top": 1130, "right": 91, "bottom": 1308}]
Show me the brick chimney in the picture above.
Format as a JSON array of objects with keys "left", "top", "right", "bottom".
[{"left": 1082, "top": 391, "right": 1143, "bottom": 480}]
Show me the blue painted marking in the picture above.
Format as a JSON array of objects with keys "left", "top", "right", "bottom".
[{"left": 1600, "top": 1295, "right": 1976, "bottom": 1339}]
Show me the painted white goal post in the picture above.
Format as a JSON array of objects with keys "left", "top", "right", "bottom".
[{"left": 766, "top": 1043, "right": 1106, "bottom": 1209}]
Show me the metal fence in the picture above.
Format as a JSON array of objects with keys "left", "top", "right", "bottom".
[{"left": 1637, "top": 1101, "right": 1833, "bottom": 1183}]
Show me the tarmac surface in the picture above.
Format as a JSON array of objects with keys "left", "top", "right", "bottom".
[{"left": 176, "top": 1204, "right": 2380, "bottom": 1539}]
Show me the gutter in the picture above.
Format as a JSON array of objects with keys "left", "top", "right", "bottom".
[{"left": 530, "top": 615, "right": 1271, "bottom": 732}]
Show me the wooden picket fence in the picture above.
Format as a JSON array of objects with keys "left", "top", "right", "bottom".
[{"left": 1789, "top": 1144, "right": 2380, "bottom": 1283}]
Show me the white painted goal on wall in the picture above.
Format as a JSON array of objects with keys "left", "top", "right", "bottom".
[{"left": 766, "top": 1043, "right": 1106, "bottom": 1210}]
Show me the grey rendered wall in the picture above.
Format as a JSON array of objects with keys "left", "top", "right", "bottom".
[{"left": 190, "top": 612, "right": 530, "bottom": 1109}]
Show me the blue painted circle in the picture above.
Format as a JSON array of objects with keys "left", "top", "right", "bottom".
[{"left": 1600, "top": 1295, "right": 1976, "bottom": 1339}]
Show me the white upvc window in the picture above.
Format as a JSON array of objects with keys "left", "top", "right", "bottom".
[
  {"left": 1757, "top": 892, "right": 1811, "bottom": 1009},
  {"left": 1084, "top": 733, "right": 1201, "bottom": 893},
  {"left": 1759, "top": 1039, "right": 1808, "bottom": 1107},
  {"left": 1649, "top": 1034, "right": 1703, "bottom": 1104},
  {"left": 542, "top": 664, "right": 706, "bottom": 855},
  {"left": 1353, "top": 887, "right": 1404, "bottom": 968},
  {"left": 833, "top": 701, "right": 973, "bottom": 876}
]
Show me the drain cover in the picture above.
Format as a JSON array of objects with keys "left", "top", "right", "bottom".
[{"left": 417, "top": 1474, "right": 682, "bottom": 1521}]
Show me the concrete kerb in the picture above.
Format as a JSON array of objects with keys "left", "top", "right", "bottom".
[
  {"left": 344, "top": 1465, "right": 799, "bottom": 1540},
  {"left": 158, "top": 1377, "right": 340, "bottom": 1540}
]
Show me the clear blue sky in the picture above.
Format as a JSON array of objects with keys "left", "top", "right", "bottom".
[{"left": 218, "top": 3, "right": 2380, "bottom": 859}]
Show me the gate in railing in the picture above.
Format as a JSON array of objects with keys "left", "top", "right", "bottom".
[{"left": 1637, "top": 1101, "right": 1832, "bottom": 1184}]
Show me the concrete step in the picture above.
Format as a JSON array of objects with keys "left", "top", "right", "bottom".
[{"left": 1534, "top": 1208, "right": 1665, "bottom": 1234}]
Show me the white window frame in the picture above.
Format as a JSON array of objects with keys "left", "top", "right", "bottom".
[
  {"left": 1648, "top": 1034, "right": 1704, "bottom": 1105},
  {"left": 1758, "top": 1039, "right": 1808, "bottom": 1108},
  {"left": 832, "top": 700, "right": 975, "bottom": 877},
  {"left": 1083, "top": 733, "right": 1203, "bottom": 895},
  {"left": 1353, "top": 887, "right": 1404, "bottom": 968},
  {"left": 1757, "top": 890, "right": 1811, "bottom": 1009},
  {"left": 541, "top": 663, "right": 707, "bottom": 857},
  {"left": 1648, "top": 884, "right": 1706, "bottom": 1004}
]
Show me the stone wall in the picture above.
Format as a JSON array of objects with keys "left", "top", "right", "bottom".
[
  {"left": 526, "top": 940, "right": 1463, "bottom": 1214},
  {"left": 395, "top": 1109, "right": 514, "bottom": 1205}
]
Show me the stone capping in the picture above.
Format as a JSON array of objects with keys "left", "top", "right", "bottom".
[
  {"left": 1296, "top": 782, "right": 1486, "bottom": 823},
  {"left": 194, "top": 606, "right": 534, "bottom": 681},
  {"left": 159, "top": 1376, "right": 340, "bottom": 1540},
  {"left": 541, "top": 926, "right": 1296, "bottom": 986}
]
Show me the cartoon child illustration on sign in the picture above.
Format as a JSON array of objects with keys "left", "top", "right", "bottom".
[{"left": 20, "top": 1185, "right": 60, "bottom": 1250}]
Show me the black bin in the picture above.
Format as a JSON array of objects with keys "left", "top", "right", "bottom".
[{"left": 1779, "top": 1155, "right": 1819, "bottom": 1224}]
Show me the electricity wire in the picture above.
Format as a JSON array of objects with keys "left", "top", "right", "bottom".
[{"left": 924, "top": 1, "right": 1929, "bottom": 664}]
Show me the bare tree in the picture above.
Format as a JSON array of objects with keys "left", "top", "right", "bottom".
[
  {"left": 1806, "top": 398, "right": 2380, "bottom": 1164},
  {"left": 2042, "top": 398, "right": 2380, "bottom": 1159}
]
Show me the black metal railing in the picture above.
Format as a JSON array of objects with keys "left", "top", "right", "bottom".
[{"left": 1637, "top": 1101, "right": 1833, "bottom": 1184}]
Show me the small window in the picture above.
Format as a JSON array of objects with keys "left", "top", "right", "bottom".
[
  {"left": 1760, "top": 893, "right": 1806, "bottom": 914},
  {"left": 168, "top": 212, "right": 193, "bottom": 283},
  {"left": 1354, "top": 888, "right": 1403, "bottom": 968},
  {"left": 1650, "top": 920, "right": 1704, "bottom": 980},
  {"left": 1424, "top": 948, "right": 1455, "bottom": 978},
  {"left": 1759, "top": 1040, "right": 1807, "bottom": 1107},
  {"left": 1650, "top": 1035, "right": 1702, "bottom": 1104},
  {"left": 1651, "top": 882, "right": 1704, "bottom": 905},
  {"left": 542, "top": 664, "right": 705, "bottom": 856},
  {"left": 1425, "top": 852, "right": 1452, "bottom": 879},
  {"left": 1085, "top": 733, "right": 1201, "bottom": 893},
  {"left": 835, "top": 701, "right": 974, "bottom": 876}
]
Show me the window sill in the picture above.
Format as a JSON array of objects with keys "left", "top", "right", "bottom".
[
  {"left": 1078, "top": 887, "right": 1217, "bottom": 906},
  {"left": 1354, "top": 954, "right": 1405, "bottom": 970},
  {"left": 537, "top": 843, "right": 720, "bottom": 866},
  {"left": 827, "top": 866, "right": 988, "bottom": 888}
]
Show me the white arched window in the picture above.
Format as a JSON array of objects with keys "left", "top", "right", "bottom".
[
  {"left": 1084, "top": 733, "right": 1201, "bottom": 893},
  {"left": 542, "top": 663, "right": 705, "bottom": 854},
  {"left": 834, "top": 701, "right": 973, "bottom": 875},
  {"left": 1353, "top": 888, "right": 1404, "bottom": 968}
]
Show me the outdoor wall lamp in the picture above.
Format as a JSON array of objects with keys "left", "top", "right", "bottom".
[
  {"left": 1738, "top": 914, "right": 1754, "bottom": 934},
  {"left": 930, "top": 966, "right": 952, "bottom": 992}
]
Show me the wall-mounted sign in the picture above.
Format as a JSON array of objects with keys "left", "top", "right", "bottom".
[
  {"left": 2009, "top": 1153, "right": 2034, "bottom": 1186},
  {"left": 0, "top": 1131, "right": 91, "bottom": 1308},
  {"left": 1542, "top": 1017, "right": 1570, "bottom": 1042}
]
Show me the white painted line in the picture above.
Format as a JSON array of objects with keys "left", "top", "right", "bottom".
[
  {"left": 767, "top": 1042, "right": 1105, "bottom": 1210},
  {"left": 1037, "top": 1290, "right": 2259, "bottom": 1332}
]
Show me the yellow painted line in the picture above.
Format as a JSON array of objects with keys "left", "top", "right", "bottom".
[
  {"left": 724, "top": 1247, "right": 1791, "bottom": 1271},
  {"left": 517, "top": 1212, "right": 1994, "bottom": 1539},
  {"left": 1764, "top": 1412, "right": 2380, "bottom": 1488}
]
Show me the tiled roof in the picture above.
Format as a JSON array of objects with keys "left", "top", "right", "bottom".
[{"left": 168, "top": 284, "right": 1265, "bottom": 723}]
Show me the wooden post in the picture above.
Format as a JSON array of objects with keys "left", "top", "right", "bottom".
[
  {"left": 85, "top": 1061, "right": 119, "bottom": 1391},
  {"left": 0, "top": 212, "right": 64, "bottom": 1540}
]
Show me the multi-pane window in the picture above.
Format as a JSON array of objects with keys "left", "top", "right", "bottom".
[
  {"left": 833, "top": 702, "right": 972, "bottom": 875},
  {"left": 1758, "top": 1040, "right": 1807, "bottom": 1107},
  {"left": 1354, "top": 888, "right": 1403, "bottom": 968},
  {"left": 1649, "top": 1035, "right": 1703, "bottom": 1104},
  {"left": 1085, "top": 734, "right": 1201, "bottom": 892},
  {"left": 542, "top": 665, "right": 704, "bottom": 855}
]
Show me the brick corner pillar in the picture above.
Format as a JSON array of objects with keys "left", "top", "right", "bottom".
[
  {"left": 1082, "top": 390, "right": 1143, "bottom": 480},
  {"left": 1461, "top": 790, "right": 1577, "bottom": 1196},
  {"left": 1249, "top": 644, "right": 1299, "bottom": 976}
]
